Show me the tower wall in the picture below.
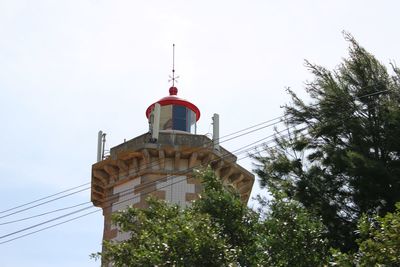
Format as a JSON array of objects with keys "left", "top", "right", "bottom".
[{"left": 91, "top": 132, "right": 254, "bottom": 242}]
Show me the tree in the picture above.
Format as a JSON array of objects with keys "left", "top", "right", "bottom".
[
  {"left": 258, "top": 190, "right": 329, "bottom": 267},
  {"left": 192, "top": 168, "right": 263, "bottom": 266},
  {"left": 253, "top": 33, "right": 400, "bottom": 252},
  {"left": 93, "top": 168, "right": 329, "bottom": 266},
  {"left": 330, "top": 202, "right": 400, "bottom": 266},
  {"left": 98, "top": 197, "right": 237, "bottom": 267},
  {"left": 94, "top": 168, "right": 258, "bottom": 267}
]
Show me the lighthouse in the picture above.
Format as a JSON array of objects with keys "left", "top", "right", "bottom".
[{"left": 91, "top": 85, "right": 254, "bottom": 243}]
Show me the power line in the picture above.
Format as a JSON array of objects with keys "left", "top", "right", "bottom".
[
  {"left": 81, "top": 124, "right": 304, "bottom": 213},
  {"left": 1, "top": 88, "right": 394, "bottom": 243},
  {"left": 0, "top": 209, "right": 99, "bottom": 245},
  {"left": 0, "top": 116, "right": 288, "bottom": 218},
  {"left": 0, "top": 206, "right": 94, "bottom": 240},
  {"left": 0, "top": 126, "right": 302, "bottom": 243},
  {"left": 1, "top": 86, "right": 381, "bottom": 226},
  {"left": 0, "top": 187, "right": 90, "bottom": 219},
  {"left": 1, "top": 85, "right": 388, "bottom": 227},
  {"left": 0, "top": 143, "right": 274, "bottom": 245},
  {"left": 0, "top": 127, "right": 308, "bottom": 245},
  {"left": 0, "top": 202, "right": 92, "bottom": 226},
  {"left": 5, "top": 104, "right": 371, "bottom": 244},
  {"left": 218, "top": 115, "right": 282, "bottom": 142},
  {"left": 4, "top": 87, "right": 390, "bottom": 217},
  {"left": 0, "top": 182, "right": 90, "bottom": 214},
  {"left": 97, "top": 126, "right": 305, "bottom": 211}
]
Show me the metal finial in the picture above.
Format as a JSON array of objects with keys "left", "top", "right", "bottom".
[{"left": 168, "top": 44, "right": 179, "bottom": 86}]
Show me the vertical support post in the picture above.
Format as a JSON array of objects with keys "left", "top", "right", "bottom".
[
  {"left": 152, "top": 103, "right": 161, "bottom": 141},
  {"left": 212, "top": 113, "right": 220, "bottom": 151},
  {"left": 102, "top": 133, "right": 106, "bottom": 160},
  {"left": 97, "top": 131, "right": 103, "bottom": 162}
]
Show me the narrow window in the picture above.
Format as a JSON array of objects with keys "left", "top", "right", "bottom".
[{"left": 173, "top": 105, "right": 187, "bottom": 131}]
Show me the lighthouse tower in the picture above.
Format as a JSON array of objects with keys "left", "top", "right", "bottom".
[{"left": 91, "top": 86, "right": 254, "bottom": 242}]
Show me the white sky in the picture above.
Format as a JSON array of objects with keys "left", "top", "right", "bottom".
[{"left": 0, "top": 0, "right": 399, "bottom": 266}]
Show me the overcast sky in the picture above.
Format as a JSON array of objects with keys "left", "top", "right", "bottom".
[{"left": 1, "top": 1, "right": 399, "bottom": 266}]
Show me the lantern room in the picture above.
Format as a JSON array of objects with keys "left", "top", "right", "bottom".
[{"left": 146, "top": 87, "right": 201, "bottom": 134}]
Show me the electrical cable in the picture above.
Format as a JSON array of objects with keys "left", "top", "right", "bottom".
[
  {"left": 4, "top": 86, "right": 390, "bottom": 216},
  {"left": 217, "top": 115, "right": 282, "bottom": 141},
  {"left": 0, "top": 126, "right": 304, "bottom": 243},
  {"left": 1, "top": 88, "right": 395, "bottom": 243},
  {"left": 0, "top": 202, "right": 92, "bottom": 226},
  {"left": 0, "top": 182, "right": 90, "bottom": 214},
  {"left": 0, "top": 128, "right": 309, "bottom": 245},
  {"left": 0, "top": 187, "right": 90, "bottom": 219},
  {"left": 3, "top": 87, "right": 394, "bottom": 217},
  {"left": 1, "top": 85, "right": 389, "bottom": 224},
  {"left": 0, "top": 137, "right": 287, "bottom": 245},
  {"left": 0, "top": 209, "right": 99, "bottom": 245},
  {"left": 0, "top": 115, "right": 288, "bottom": 218},
  {"left": 2, "top": 124, "right": 309, "bottom": 242},
  {"left": 2, "top": 85, "right": 383, "bottom": 225}
]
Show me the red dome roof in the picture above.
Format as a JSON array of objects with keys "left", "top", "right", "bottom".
[{"left": 145, "top": 87, "right": 201, "bottom": 121}]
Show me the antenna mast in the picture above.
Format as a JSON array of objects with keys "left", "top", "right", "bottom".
[
  {"left": 172, "top": 44, "right": 175, "bottom": 86},
  {"left": 169, "top": 44, "right": 179, "bottom": 86},
  {"left": 97, "top": 131, "right": 106, "bottom": 162}
]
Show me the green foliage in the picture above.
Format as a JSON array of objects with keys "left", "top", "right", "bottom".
[
  {"left": 94, "top": 168, "right": 330, "bottom": 266},
  {"left": 330, "top": 203, "right": 400, "bottom": 266},
  {"left": 357, "top": 203, "right": 400, "bottom": 266},
  {"left": 259, "top": 190, "right": 329, "bottom": 267},
  {"left": 253, "top": 33, "right": 400, "bottom": 251},
  {"left": 96, "top": 197, "right": 237, "bottom": 267},
  {"left": 328, "top": 249, "right": 354, "bottom": 267},
  {"left": 192, "top": 168, "right": 262, "bottom": 266}
]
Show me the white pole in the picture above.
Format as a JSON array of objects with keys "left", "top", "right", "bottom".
[
  {"left": 102, "top": 133, "right": 106, "bottom": 160},
  {"left": 152, "top": 103, "right": 161, "bottom": 141},
  {"left": 212, "top": 114, "right": 220, "bottom": 150},
  {"left": 97, "top": 131, "right": 103, "bottom": 162}
]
